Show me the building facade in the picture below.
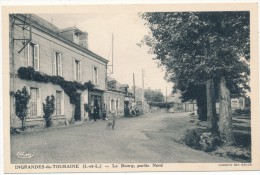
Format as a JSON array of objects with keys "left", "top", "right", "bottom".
[
  {"left": 10, "top": 14, "right": 108, "bottom": 128},
  {"left": 104, "top": 77, "right": 132, "bottom": 118}
]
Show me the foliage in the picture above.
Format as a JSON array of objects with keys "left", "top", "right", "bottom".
[
  {"left": 43, "top": 95, "right": 55, "bottom": 127},
  {"left": 140, "top": 12, "right": 250, "bottom": 100},
  {"left": 144, "top": 89, "right": 164, "bottom": 103},
  {"left": 107, "top": 80, "right": 117, "bottom": 89},
  {"left": 18, "top": 67, "right": 94, "bottom": 104},
  {"left": 10, "top": 86, "right": 31, "bottom": 130},
  {"left": 184, "top": 128, "right": 205, "bottom": 150},
  {"left": 140, "top": 12, "right": 250, "bottom": 139}
]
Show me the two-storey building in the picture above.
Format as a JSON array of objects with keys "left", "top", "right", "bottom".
[{"left": 10, "top": 14, "right": 108, "bottom": 128}]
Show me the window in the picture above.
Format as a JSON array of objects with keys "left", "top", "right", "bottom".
[
  {"left": 55, "top": 91, "right": 64, "bottom": 116},
  {"left": 28, "top": 87, "right": 41, "bottom": 117},
  {"left": 27, "top": 42, "right": 39, "bottom": 71},
  {"left": 74, "top": 60, "right": 81, "bottom": 81},
  {"left": 52, "top": 52, "right": 62, "bottom": 76},
  {"left": 93, "top": 67, "right": 98, "bottom": 85},
  {"left": 110, "top": 98, "right": 115, "bottom": 111}
]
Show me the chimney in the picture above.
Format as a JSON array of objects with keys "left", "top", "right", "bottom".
[{"left": 79, "top": 32, "right": 88, "bottom": 49}]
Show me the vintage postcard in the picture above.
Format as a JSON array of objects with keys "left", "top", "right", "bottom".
[{"left": 2, "top": 2, "right": 260, "bottom": 173}]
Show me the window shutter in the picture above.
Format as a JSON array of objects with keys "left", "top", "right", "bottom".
[
  {"left": 34, "top": 44, "right": 39, "bottom": 71},
  {"left": 37, "top": 88, "right": 41, "bottom": 116},
  {"left": 97, "top": 67, "right": 99, "bottom": 85},
  {"left": 52, "top": 52, "right": 56, "bottom": 75},
  {"left": 73, "top": 59, "right": 76, "bottom": 80},
  {"left": 27, "top": 44, "right": 30, "bottom": 67},
  {"left": 78, "top": 61, "right": 82, "bottom": 81},
  {"left": 58, "top": 53, "right": 62, "bottom": 76},
  {"left": 61, "top": 91, "right": 65, "bottom": 115},
  {"left": 26, "top": 86, "right": 31, "bottom": 117},
  {"left": 92, "top": 67, "right": 94, "bottom": 84},
  {"left": 114, "top": 99, "right": 117, "bottom": 111},
  {"left": 110, "top": 99, "right": 112, "bottom": 111}
]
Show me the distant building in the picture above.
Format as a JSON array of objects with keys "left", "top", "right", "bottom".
[{"left": 104, "top": 77, "right": 133, "bottom": 117}]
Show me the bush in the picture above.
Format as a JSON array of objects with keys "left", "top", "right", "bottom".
[
  {"left": 43, "top": 95, "right": 55, "bottom": 127},
  {"left": 10, "top": 86, "right": 31, "bottom": 130},
  {"left": 184, "top": 128, "right": 205, "bottom": 149}
]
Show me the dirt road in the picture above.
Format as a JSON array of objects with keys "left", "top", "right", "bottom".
[{"left": 11, "top": 112, "right": 233, "bottom": 163}]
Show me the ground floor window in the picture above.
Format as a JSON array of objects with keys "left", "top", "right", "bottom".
[
  {"left": 56, "top": 91, "right": 62, "bottom": 115},
  {"left": 29, "top": 87, "right": 41, "bottom": 117}
]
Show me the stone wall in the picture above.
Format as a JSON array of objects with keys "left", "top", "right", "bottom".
[{"left": 104, "top": 91, "right": 125, "bottom": 118}]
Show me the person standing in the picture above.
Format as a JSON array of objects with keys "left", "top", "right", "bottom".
[
  {"left": 102, "top": 104, "right": 107, "bottom": 120},
  {"left": 93, "top": 106, "right": 98, "bottom": 121}
]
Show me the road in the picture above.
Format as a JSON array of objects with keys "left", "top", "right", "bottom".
[{"left": 11, "top": 112, "right": 233, "bottom": 163}]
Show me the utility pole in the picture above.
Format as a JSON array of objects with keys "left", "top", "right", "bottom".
[
  {"left": 166, "top": 87, "right": 168, "bottom": 112},
  {"left": 133, "top": 73, "right": 136, "bottom": 103},
  {"left": 141, "top": 69, "right": 144, "bottom": 113}
]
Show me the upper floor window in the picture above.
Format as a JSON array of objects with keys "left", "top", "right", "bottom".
[
  {"left": 52, "top": 52, "right": 62, "bottom": 76},
  {"left": 74, "top": 60, "right": 82, "bottom": 81},
  {"left": 27, "top": 42, "right": 39, "bottom": 71},
  {"left": 93, "top": 67, "right": 99, "bottom": 85}
]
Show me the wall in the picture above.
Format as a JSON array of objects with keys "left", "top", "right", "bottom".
[
  {"left": 9, "top": 17, "right": 107, "bottom": 128},
  {"left": 104, "top": 91, "right": 125, "bottom": 118},
  {"left": 10, "top": 17, "right": 107, "bottom": 90}
]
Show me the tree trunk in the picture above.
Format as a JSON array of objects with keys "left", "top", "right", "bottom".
[
  {"left": 206, "top": 78, "right": 218, "bottom": 133},
  {"left": 21, "top": 118, "right": 25, "bottom": 130},
  {"left": 196, "top": 91, "right": 207, "bottom": 121},
  {"left": 197, "top": 102, "right": 207, "bottom": 121},
  {"left": 219, "top": 76, "right": 235, "bottom": 145}
]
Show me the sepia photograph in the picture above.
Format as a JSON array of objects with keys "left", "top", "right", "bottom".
[{"left": 2, "top": 2, "right": 259, "bottom": 173}]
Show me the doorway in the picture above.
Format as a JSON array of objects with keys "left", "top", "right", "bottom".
[{"left": 74, "top": 93, "right": 81, "bottom": 121}]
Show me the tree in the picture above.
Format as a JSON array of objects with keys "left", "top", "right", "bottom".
[
  {"left": 10, "top": 86, "right": 31, "bottom": 130},
  {"left": 144, "top": 89, "right": 164, "bottom": 103},
  {"left": 140, "top": 12, "right": 249, "bottom": 144},
  {"left": 43, "top": 95, "right": 55, "bottom": 127}
]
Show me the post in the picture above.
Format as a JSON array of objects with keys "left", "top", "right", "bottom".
[
  {"left": 166, "top": 87, "right": 168, "bottom": 112},
  {"left": 133, "top": 73, "right": 136, "bottom": 102},
  {"left": 141, "top": 69, "right": 144, "bottom": 113}
]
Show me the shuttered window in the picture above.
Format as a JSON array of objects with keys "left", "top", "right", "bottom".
[
  {"left": 27, "top": 42, "right": 40, "bottom": 71},
  {"left": 93, "top": 67, "right": 98, "bottom": 85},
  {"left": 52, "top": 52, "right": 62, "bottom": 76},
  {"left": 29, "top": 87, "right": 41, "bottom": 117},
  {"left": 74, "top": 60, "right": 82, "bottom": 82}
]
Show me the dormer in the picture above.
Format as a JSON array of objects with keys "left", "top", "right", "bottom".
[{"left": 58, "top": 27, "right": 88, "bottom": 49}]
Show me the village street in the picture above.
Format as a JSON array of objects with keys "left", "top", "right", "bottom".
[{"left": 11, "top": 112, "right": 233, "bottom": 164}]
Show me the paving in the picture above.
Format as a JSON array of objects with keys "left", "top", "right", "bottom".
[{"left": 11, "top": 112, "right": 233, "bottom": 163}]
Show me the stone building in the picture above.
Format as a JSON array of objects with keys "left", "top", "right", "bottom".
[
  {"left": 9, "top": 14, "right": 108, "bottom": 128},
  {"left": 104, "top": 77, "right": 132, "bottom": 118}
]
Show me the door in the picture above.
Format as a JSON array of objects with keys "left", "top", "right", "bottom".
[{"left": 74, "top": 93, "right": 81, "bottom": 121}]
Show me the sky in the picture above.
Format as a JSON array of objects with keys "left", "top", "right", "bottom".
[{"left": 37, "top": 13, "right": 173, "bottom": 96}]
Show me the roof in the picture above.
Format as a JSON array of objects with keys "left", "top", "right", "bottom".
[
  {"left": 14, "top": 14, "right": 109, "bottom": 64},
  {"left": 107, "top": 77, "right": 130, "bottom": 93},
  {"left": 59, "top": 27, "right": 84, "bottom": 35}
]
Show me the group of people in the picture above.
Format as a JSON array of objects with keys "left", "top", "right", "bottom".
[
  {"left": 90, "top": 104, "right": 112, "bottom": 121},
  {"left": 124, "top": 105, "right": 140, "bottom": 117}
]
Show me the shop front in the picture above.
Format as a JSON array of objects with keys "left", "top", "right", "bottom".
[{"left": 88, "top": 89, "right": 104, "bottom": 120}]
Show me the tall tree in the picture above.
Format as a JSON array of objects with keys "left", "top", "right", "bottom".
[
  {"left": 144, "top": 89, "right": 164, "bottom": 103},
  {"left": 140, "top": 12, "right": 249, "bottom": 144}
]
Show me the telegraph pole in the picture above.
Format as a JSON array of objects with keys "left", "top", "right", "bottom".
[
  {"left": 141, "top": 69, "right": 144, "bottom": 113},
  {"left": 166, "top": 87, "right": 168, "bottom": 112},
  {"left": 133, "top": 73, "right": 136, "bottom": 102}
]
